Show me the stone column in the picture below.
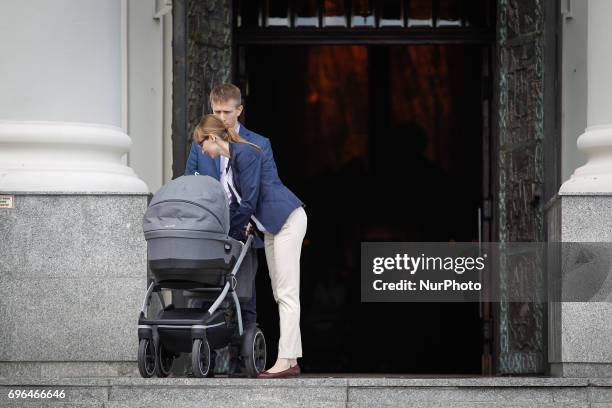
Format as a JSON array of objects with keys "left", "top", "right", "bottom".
[
  {"left": 0, "top": 0, "right": 149, "bottom": 378},
  {"left": 548, "top": 0, "right": 612, "bottom": 378}
]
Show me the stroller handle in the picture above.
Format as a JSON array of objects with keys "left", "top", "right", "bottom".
[
  {"left": 205, "top": 233, "right": 254, "bottom": 318},
  {"left": 230, "top": 233, "right": 254, "bottom": 277}
]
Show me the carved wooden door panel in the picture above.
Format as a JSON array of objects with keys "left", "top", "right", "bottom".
[{"left": 494, "top": 0, "right": 547, "bottom": 374}]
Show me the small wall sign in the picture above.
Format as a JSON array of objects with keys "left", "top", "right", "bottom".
[{"left": 0, "top": 195, "right": 15, "bottom": 209}]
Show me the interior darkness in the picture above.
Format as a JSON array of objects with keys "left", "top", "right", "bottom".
[{"left": 243, "top": 44, "right": 485, "bottom": 374}]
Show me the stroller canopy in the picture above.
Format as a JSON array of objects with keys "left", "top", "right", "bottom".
[{"left": 143, "top": 175, "right": 230, "bottom": 238}]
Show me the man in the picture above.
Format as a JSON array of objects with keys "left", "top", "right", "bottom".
[
  {"left": 184, "top": 83, "right": 269, "bottom": 375},
  {"left": 185, "top": 84, "right": 273, "bottom": 253},
  {"left": 185, "top": 84, "right": 274, "bottom": 198}
]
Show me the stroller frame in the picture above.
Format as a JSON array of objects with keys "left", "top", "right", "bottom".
[
  {"left": 137, "top": 234, "right": 266, "bottom": 378},
  {"left": 139, "top": 234, "right": 252, "bottom": 335}
]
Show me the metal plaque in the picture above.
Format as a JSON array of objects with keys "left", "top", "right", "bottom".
[{"left": 0, "top": 195, "right": 15, "bottom": 209}]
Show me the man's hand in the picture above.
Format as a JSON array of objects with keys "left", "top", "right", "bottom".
[{"left": 245, "top": 222, "right": 253, "bottom": 235}]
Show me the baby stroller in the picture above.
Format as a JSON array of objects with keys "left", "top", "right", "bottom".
[{"left": 137, "top": 175, "right": 266, "bottom": 378}]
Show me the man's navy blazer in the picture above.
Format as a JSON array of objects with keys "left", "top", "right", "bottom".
[
  {"left": 184, "top": 124, "right": 270, "bottom": 181},
  {"left": 183, "top": 124, "right": 300, "bottom": 244},
  {"left": 228, "top": 142, "right": 303, "bottom": 242}
]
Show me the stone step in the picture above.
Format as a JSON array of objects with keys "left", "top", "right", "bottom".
[{"left": 0, "top": 377, "right": 610, "bottom": 408}]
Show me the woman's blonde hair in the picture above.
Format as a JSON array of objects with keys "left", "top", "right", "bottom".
[{"left": 193, "top": 114, "right": 261, "bottom": 151}]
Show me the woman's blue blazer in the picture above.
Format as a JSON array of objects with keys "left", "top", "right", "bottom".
[{"left": 228, "top": 141, "right": 303, "bottom": 241}]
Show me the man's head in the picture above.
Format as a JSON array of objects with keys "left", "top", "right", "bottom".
[{"left": 210, "top": 84, "right": 243, "bottom": 130}]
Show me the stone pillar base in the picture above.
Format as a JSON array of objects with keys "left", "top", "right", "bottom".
[
  {"left": 547, "top": 195, "right": 612, "bottom": 378},
  {"left": 0, "top": 193, "right": 148, "bottom": 379},
  {"left": 550, "top": 363, "right": 612, "bottom": 378}
]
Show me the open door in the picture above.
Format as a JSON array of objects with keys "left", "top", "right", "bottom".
[{"left": 236, "top": 42, "right": 494, "bottom": 374}]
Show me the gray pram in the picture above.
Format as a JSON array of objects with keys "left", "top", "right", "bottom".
[{"left": 137, "top": 175, "right": 266, "bottom": 378}]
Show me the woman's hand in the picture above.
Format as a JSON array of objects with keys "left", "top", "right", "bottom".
[{"left": 229, "top": 223, "right": 252, "bottom": 242}]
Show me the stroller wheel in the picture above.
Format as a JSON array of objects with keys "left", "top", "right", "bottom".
[
  {"left": 155, "top": 342, "right": 174, "bottom": 378},
  {"left": 191, "top": 338, "right": 211, "bottom": 378},
  {"left": 137, "top": 338, "right": 156, "bottom": 378},
  {"left": 242, "top": 327, "right": 266, "bottom": 378}
]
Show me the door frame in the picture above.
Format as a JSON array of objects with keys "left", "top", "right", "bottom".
[{"left": 233, "top": 3, "right": 498, "bottom": 375}]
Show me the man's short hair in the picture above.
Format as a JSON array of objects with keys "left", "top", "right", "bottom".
[{"left": 210, "top": 84, "right": 242, "bottom": 107}]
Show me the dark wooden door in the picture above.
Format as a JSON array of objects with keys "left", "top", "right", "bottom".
[{"left": 233, "top": 0, "right": 496, "bottom": 371}]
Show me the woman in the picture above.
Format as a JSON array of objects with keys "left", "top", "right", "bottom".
[{"left": 194, "top": 114, "right": 307, "bottom": 378}]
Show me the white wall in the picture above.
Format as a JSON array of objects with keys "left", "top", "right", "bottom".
[
  {"left": 162, "top": 7, "right": 174, "bottom": 185},
  {"left": 561, "top": 0, "right": 588, "bottom": 183},
  {"left": 0, "top": 0, "right": 171, "bottom": 193},
  {"left": 0, "top": 0, "right": 148, "bottom": 193},
  {"left": 125, "top": 0, "right": 173, "bottom": 194},
  {"left": 0, "top": 0, "right": 121, "bottom": 125}
]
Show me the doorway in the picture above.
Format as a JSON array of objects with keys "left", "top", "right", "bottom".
[{"left": 240, "top": 43, "right": 488, "bottom": 373}]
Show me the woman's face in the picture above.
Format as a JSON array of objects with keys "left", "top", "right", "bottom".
[{"left": 200, "top": 135, "right": 221, "bottom": 159}]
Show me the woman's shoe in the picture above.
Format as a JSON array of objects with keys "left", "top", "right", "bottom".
[{"left": 256, "top": 364, "right": 300, "bottom": 378}]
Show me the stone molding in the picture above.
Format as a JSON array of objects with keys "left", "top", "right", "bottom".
[{"left": 0, "top": 121, "right": 148, "bottom": 193}]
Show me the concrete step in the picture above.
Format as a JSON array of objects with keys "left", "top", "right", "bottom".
[{"left": 0, "top": 376, "right": 610, "bottom": 407}]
